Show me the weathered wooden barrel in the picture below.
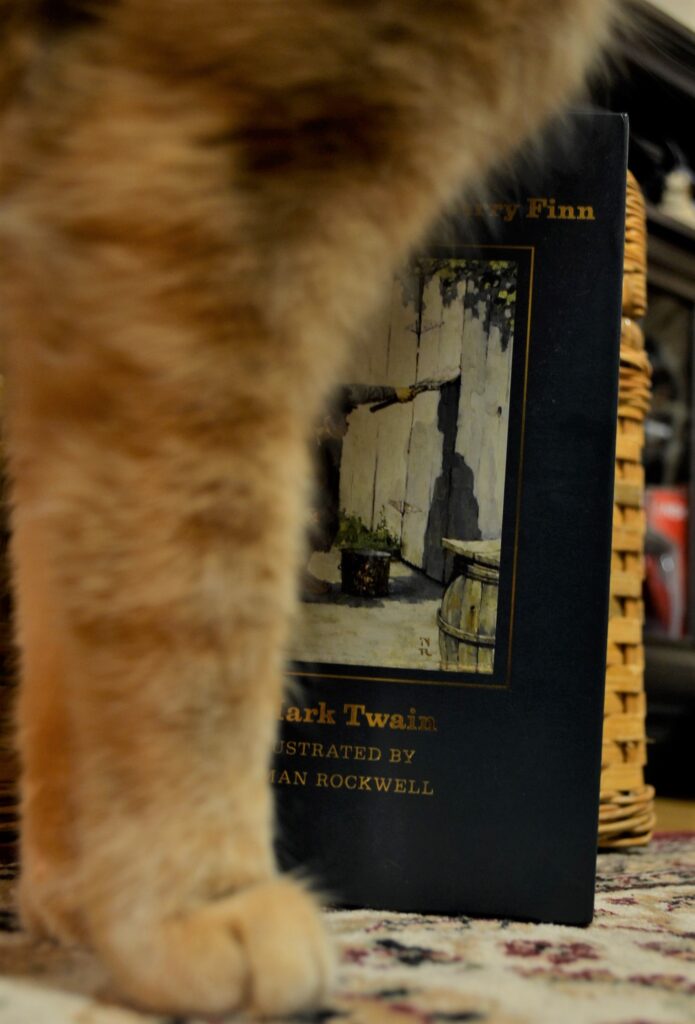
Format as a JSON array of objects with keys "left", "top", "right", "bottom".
[{"left": 438, "top": 539, "right": 501, "bottom": 673}]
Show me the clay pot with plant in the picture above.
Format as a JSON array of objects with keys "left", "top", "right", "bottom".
[{"left": 336, "top": 511, "right": 400, "bottom": 598}]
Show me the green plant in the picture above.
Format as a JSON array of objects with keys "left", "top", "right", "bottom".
[{"left": 336, "top": 510, "right": 400, "bottom": 554}]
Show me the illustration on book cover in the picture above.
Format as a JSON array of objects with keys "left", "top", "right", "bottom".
[{"left": 292, "top": 254, "right": 527, "bottom": 678}]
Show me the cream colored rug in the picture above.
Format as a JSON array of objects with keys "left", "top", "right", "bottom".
[{"left": 0, "top": 834, "right": 694, "bottom": 1023}]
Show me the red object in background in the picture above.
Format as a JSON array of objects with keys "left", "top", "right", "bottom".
[{"left": 645, "top": 487, "right": 689, "bottom": 638}]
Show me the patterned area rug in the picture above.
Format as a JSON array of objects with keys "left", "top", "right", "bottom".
[{"left": 0, "top": 834, "right": 693, "bottom": 1023}]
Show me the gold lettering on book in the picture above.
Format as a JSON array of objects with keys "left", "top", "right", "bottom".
[
  {"left": 278, "top": 702, "right": 437, "bottom": 731},
  {"left": 274, "top": 703, "right": 437, "bottom": 797},
  {"left": 269, "top": 769, "right": 308, "bottom": 787},
  {"left": 314, "top": 771, "right": 434, "bottom": 796},
  {"left": 457, "top": 197, "right": 597, "bottom": 222},
  {"left": 388, "top": 748, "right": 416, "bottom": 764},
  {"left": 279, "top": 701, "right": 336, "bottom": 724},
  {"left": 526, "top": 197, "right": 595, "bottom": 221},
  {"left": 269, "top": 770, "right": 435, "bottom": 796},
  {"left": 274, "top": 739, "right": 383, "bottom": 762},
  {"left": 342, "top": 704, "right": 437, "bottom": 732}
]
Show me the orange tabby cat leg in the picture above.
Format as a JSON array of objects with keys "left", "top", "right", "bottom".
[
  {"left": 3, "top": 226, "right": 333, "bottom": 1011},
  {"left": 12, "top": 516, "right": 83, "bottom": 944},
  {"left": 63, "top": 430, "right": 332, "bottom": 1015}
]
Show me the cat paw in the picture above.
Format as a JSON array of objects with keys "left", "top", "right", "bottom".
[{"left": 99, "top": 877, "right": 334, "bottom": 1017}]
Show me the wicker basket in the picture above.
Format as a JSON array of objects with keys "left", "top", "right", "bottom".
[
  {"left": 599, "top": 172, "right": 656, "bottom": 848},
  {"left": 0, "top": 483, "right": 17, "bottom": 865}
]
